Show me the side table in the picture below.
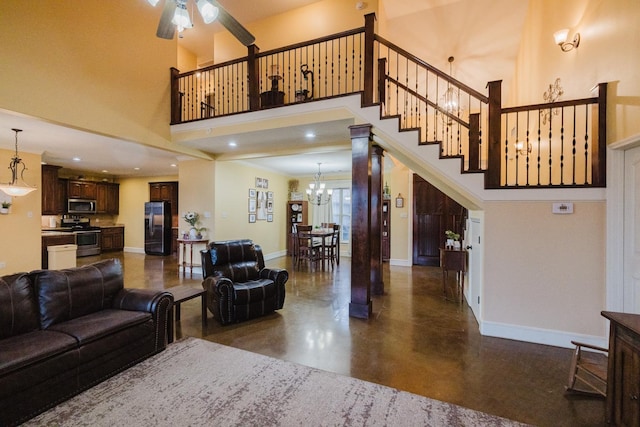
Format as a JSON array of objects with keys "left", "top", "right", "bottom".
[
  {"left": 177, "top": 238, "right": 209, "bottom": 278},
  {"left": 440, "top": 248, "right": 467, "bottom": 304},
  {"left": 166, "top": 285, "right": 207, "bottom": 343}
]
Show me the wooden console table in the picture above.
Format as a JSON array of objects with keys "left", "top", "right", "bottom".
[
  {"left": 439, "top": 248, "right": 467, "bottom": 304},
  {"left": 601, "top": 311, "right": 640, "bottom": 426},
  {"left": 177, "top": 238, "right": 209, "bottom": 278}
]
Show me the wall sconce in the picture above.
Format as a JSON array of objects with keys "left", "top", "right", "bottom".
[
  {"left": 514, "top": 141, "right": 532, "bottom": 156},
  {"left": 554, "top": 29, "right": 580, "bottom": 52}
]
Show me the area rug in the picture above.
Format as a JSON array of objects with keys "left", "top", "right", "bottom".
[{"left": 26, "top": 337, "right": 527, "bottom": 426}]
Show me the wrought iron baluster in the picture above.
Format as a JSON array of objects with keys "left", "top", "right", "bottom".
[
  {"left": 560, "top": 107, "right": 565, "bottom": 185},
  {"left": 572, "top": 106, "right": 577, "bottom": 185},
  {"left": 537, "top": 110, "right": 542, "bottom": 185},
  {"left": 548, "top": 107, "right": 553, "bottom": 185},
  {"left": 584, "top": 104, "right": 589, "bottom": 184}
]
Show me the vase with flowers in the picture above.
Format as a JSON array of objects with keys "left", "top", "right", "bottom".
[
  {"left": 445, "top": 229, "right": 461, "bottom": 250},
  {"left": 183, "top": 211, "right": 207, "bottom": 239}
]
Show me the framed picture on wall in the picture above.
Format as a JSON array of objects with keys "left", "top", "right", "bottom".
[
  {"left": 267, "top": 200, "right": 273, "bottom": 213},
  {"left": 249, "top": 188, "right": 256, "bottom": 198},
  {"left": 249, "top": 198, "right": 257, "bottom": 213},
  {"left": 249, "top": 214, "right": 256, "bottom": 223},
  {"left": 267, "top": 191, "right": 273, "bottom": 200},
  {"left": 267, "top": 214, "right": 273, "bottom": 222},
  {"left": 256, "top": 177, "right": 264, "bottom": 188}
]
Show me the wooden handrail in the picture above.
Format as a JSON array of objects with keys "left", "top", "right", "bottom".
[
  {"left": 375, "top": 34, "right": 489, "bottom": 103},
  {"left": 256, "top": 27, "right": 365, "bottom": 58},
  {"left": 501, "top": 97, "right": 598, "bottom": 114}
]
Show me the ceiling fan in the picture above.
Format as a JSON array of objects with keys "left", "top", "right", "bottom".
[{"left": 147, "top": 0, "right": 255, "bottom": 46}]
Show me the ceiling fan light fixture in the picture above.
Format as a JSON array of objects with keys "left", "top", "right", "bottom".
[
  {"left": 197, "top": 0, "right": 219, "bottom": 24},
  {"left": 172, "top": 2, "right": 193, "bottom": 31}
]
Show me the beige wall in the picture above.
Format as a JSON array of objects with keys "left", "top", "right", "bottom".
[
  {"left": 483, "top": 201, "right": 606, "bottom": 336},
  {"left": 0, "top": 150, "right": 42, "bottom": 273},
  {"left": 213, "top": 161, "right": 290, "bottom": 256},
  {"left": 0, "top": 0, "right": 176, "bottom": 149},
  {"left": 212, "top": 0, "right": 378, "bottom": 63},
  {"left": 511, "top": 0, "right": 640, "bottom": 142},
  {"left": 387, "top": 161, "right": 411, "bottom": 263}
]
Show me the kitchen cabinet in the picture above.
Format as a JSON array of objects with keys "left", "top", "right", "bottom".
[
  {"left": 68, "top": 180, "right": 97, "bottom": 199},
  {"left": 149, "top": 181, "right": 178, "bottom": 224},
  {"left": 97, "top": 182, "right": 120, "bottom": 214},
  {"left": 42, "top": 233, "right": 76, "bottom": 269},
  {"left": 101, "top": 226, "right": 124, "bottom": 252},
  {"left": 602, "top": 311, "right": 640, "bottom": 426},
  {"left": 41, "top": 165, "right": 67, "bottom": 215},
  {"left": 286, "top": 201, "right": 308, "bottom": 256}
]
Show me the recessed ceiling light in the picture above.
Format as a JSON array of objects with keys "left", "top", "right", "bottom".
[
  {"left": 101, "top": 170, "right": 108, "bottom": 173},
  {"left": 305, "top": 132, "right": 316, "bottom": 138},
  {"left": 228, "top": 141, "right": 237, "bottom": 147},
  {"left": 170, "top": 163, "right": 177, "bottom": 167},
  {"left": 72, "top": 157, "right": 81, "bottom": 162},
  {"left": 134, "top": 167, "right": 140, "bottom": 171}
]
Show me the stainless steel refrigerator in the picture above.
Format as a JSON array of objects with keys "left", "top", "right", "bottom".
[{"left": 144, "top": 201, "right": 172, "bottom": 255}]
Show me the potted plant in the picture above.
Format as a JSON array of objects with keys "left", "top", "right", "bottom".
[
  {"left": 0, "top": 201, "right": 11, "bottom": 214},
  {"left": 445, "top": 230, "right": 460, "bottom": 249}
]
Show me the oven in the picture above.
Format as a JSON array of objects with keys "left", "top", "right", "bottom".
[
  {"left": 75, "top": 229, "right": 101, "bottom": 257},
  {"left": 60, "top": 216, "right": 101, "bottom": 257}
]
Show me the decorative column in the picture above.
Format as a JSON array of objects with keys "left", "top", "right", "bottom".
[
  {"left": 371, "top": 144, "right": 384, "bottom": 295},
  {"left": 349, "top": 124, "right": 373, "bottom": 318}
]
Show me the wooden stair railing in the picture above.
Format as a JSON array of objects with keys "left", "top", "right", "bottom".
[{"left": 171, "top": 13, "right": 606, "bottom": 189}]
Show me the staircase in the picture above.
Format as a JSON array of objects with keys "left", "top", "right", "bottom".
[{"left": 171, "top": 13, "right": 606, "bottom": 200}]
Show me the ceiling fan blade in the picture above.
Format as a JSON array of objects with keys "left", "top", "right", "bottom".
[
  {"left": 156, "top": 0, "right": 177, "bottom": 40},
  {"left": 210, "top": 0, "right": 256, "bottom": 46}
]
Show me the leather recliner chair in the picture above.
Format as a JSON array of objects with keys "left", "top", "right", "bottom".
[{"left": 200, "top": 240, "right": 288, "bottom": 325}]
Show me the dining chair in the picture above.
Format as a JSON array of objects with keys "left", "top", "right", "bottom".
[{"left": 295, "top": 224, "right": 319, "bottom": 270}]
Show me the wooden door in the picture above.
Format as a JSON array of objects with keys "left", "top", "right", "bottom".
[{"left": 412, "top": 174, "right": 466, "bottom": 266}]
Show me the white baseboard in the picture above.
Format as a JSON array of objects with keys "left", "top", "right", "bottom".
[
  {"left": 264, "top": 250, "right": 287, "bottom": 261},
  {"left": 124, "top": 247, "right": 145, "bottom": 254},
  {"left": 388, "top": 258, "right": 412, "bottom": 267},
  {"left": 480, "top": 320, "right": 607, "bottom": 349}
]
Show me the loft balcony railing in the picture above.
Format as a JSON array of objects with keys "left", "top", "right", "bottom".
[{"left": 171, "top": 14, "right": 606, "bottom": 189}]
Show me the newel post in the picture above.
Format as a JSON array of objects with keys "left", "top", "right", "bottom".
[
  {"left": 170, "top": 67, "right": 181, "bottom": 125},
  {"left": 362, "top": 13, "right": 376, "bottom": 107},
  {"left": 485, "top": 80, "right": 502, "bottom": 189},
  {"left": 247, "top": 44, "right": 260, "bottom": 111},
  {"left": 593, "top": 82, "right": 607, "bottom": 186}
]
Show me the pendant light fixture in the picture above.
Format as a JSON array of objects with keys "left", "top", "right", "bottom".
[{"left": 0, "top": 128, "right": 36, "bottom": 197}]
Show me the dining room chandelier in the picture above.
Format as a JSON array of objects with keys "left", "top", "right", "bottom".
[
  {"left": 306, "top": 163, "right": 333, "bottom": 206},
  {"left": 0, "top": 128, "right": 37, "bottom": 197}
]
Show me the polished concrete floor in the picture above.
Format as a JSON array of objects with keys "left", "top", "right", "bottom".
[{"left": 80, "top": 252, "right": 605, "bottom": 426}]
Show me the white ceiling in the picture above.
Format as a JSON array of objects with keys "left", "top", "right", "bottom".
[{"left": 0, "top": 0, "right": 526, "bottom": 179}]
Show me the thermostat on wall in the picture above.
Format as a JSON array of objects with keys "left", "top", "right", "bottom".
[{"left": 552, "top": 202, "right": 573, "bottom": 214}]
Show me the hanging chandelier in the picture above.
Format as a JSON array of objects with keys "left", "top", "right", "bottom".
[
  {"left": 306, "top": 163, "right": 333, "bottom": 206},
  {"left": 440, "top": 56, "right": 464, "bottom": 126},
  {"left": 0, "top": 128, "right": 36, "bottom": 197}
]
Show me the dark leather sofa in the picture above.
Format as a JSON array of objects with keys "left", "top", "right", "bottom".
[
  {"left": 201, "top": 239, "right": 288, "bottom": 325},
  {"left": 0, "top": 258, "right": 173, "bottom": 426}
]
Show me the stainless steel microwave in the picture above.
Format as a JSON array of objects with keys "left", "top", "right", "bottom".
[{"left": 68, "top": 199, "right": 97, "bottom": 214}]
